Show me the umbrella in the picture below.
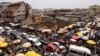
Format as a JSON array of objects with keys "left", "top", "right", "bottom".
[
  {"left": 57, "top": 30, "right": 64, "bottom": 34},
  {"left": 35, "top": 54, "right": 41, "bottom": 56},
  {"left": 72, "top": 35, "right": 79, "bottom": 40},
  {"left": 79, "top": 28, "right": 84, "bottom": 31},
  {"left": 22, "top": 32, "right": 28, "bottom": 35},
  {"left": 82, "top": 36, "right": 89, "bottom": 40},
  {"left": 86, "top": 40, "right": 96, "bottom": 45},
  {"left": 25, "top": 51, "right": 41, "bottom": 56},
  {"left": 25, "top": 51, "right": 36, "bottom": 56},
  {"left": 76, "top": 32, "right": 83, "bottom": 38},
  {"left": 15, "top": 53, "right": 25, "bottom": 56},
  {"left": 70, "top": 39, "right": 77, "bottom": 42},
  {"left": 12, "top": 39, "right": 21, "bottom": 44},
  {"left": 57, "top": 28, "right": 65, "bottom": 33},
  {"left": 0, "top": 41, "right": 8, "bottom": 48},
  {"left": 22, "top": 42, "right": 32, "bottom": 48},
  {"left": 0, "top": 36, "right": 5, "bottom": 42},
  {"left": 68, "top": 25, "right": 73, "bottom": 28},
  {"left": 63, "top": 26, "right": 68, "bottom": 29},
  {"left": 42, "top": 29, "right": 52, "bottom": 33},
  {"left": 28, "top": 26, "right": 34, "bottom": 30}
]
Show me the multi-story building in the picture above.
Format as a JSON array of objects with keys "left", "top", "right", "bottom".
[
  {"left": 6, "top": 1, "right": 29, "bottom": 22},
  {"left": 0, "top": 2, "right": 11, "bottom": 21}
]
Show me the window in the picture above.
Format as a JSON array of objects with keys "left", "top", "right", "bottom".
[{"left": 18, "top": 11, "right": 20, "bottom": 12}]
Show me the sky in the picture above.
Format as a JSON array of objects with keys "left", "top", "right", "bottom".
[{"left": 0, "top": 0, "right": 100, "bottom": 9}]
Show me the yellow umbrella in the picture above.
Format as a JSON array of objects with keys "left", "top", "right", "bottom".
[
  {"left": 76, "top": 32, "right": 83, "bottom": 38},
  {"left": 35, "top": 54, "right": 41, "bottom": 56},
  {"left": 25, "top": 51, "right": 36, "bottom": 56},
  {"left": 15, "top": 53, "right": 25, "bottom": 56},
  {"left": 86, "top": 40, "right": 96, "bottom": 45},
  {"left": 0, "top": 41, "right": 8, "bottom": 48},
  {"left": 22, "top": 42, "right": 32, "bottom": 48}
]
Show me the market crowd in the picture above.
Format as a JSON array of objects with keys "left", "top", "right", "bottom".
[{"left": 0, "top": 18, "right": 99, "bottom": 56}]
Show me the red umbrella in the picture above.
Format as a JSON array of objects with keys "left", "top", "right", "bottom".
[
  {"left": 72, "top": 35, "right": 79, "bottom": 40},
  {"left": 47, "top": 43, "right": 57, "bottom": 52}
]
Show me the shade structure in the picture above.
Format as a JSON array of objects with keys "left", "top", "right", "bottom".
[
  {"left": 25, "top": 51, "right": 36, "bottom": 56},
  {"left": 42, "top": 29, "right": 52, "bottom": 33},
  {"left": 28, "top": 26, "right": 34, "bottom": 30},
  {"left": 70, "top": 39, "right": 77, "bottom": 42},
  {"left": 0, "top": 41, "right": 8, "bottom": 48},
  {"left": 25, "top": 51, "right": 41, "bottom": 56},
  {"left": 22, "top": 42, "right": 32, "bottom": 48},
  {"left": 63, "top": 26, "right": 68, "bottom": 29},
  {"left": 12, "top": 39, "right": 21, "bottom": 44},
  {"left": 57, "top": 28, "right": 65, "bottom": 34},
  {"left": 72, "top": 35, "right": 79, "bottom": 40},
  {"left": 0, "top": 36, "right": 5, "bottom": 42},
  {"left": 76, "top": 32, "right": 83, "bottom": 38},
  {"left": 79, "top": 28, "right": 84, "bottom": 31},
  {"left": 68, "top": 25, "right": 73, "bottom": 28},
  {"left": 21, "top": 32, "right": 28, "bottom": 36},
  {"left": 15, "top": 53, "right": 25, "bottom": 56},
  {"left": 82, "top": 36, "right": 89, "bottom": 40},
  {"left": 86, "top": 40, "right": 96, "bottom": 45},
  {"left": 35, "top": 54, "right": 41, "bottom": 56}
]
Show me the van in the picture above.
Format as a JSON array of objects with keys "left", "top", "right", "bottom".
[{"left": 67, "top": 45, "right": 91, "bottom": 56}]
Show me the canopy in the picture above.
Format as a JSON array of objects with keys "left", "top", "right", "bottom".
[
  {"left": 57, "top": 28, "right": 65, "bottom": 33},
  {"left": 68, "top": 25, "right": 73, "bottom": 28},
  {"left": 69, "top": 45, "right": 91, "bottom": 54},
  {"left": 70, "top": 39, "right": 77, "bottom": 42},
  {"left": 76, "top": 32, "right": 83, "bottom": 38},
  {"left": 9, "top": 23, "right": 16, "bottom": 26},
  {"left": 63, "top": 26, "right": 68, "bottom": 29},
  {"left": 82, "top": 36, "right": 89, "bottom": 40},
  {"left": 42, "top": 29, "right": 52, "bottom": 33},
  {"left": 0, "top": 41, "right": 8, "bottom": 48},
  {"left": 12, "top": 39, "right": 21, "bottom": 44},
  {"left": 47, "top": 43, "right": 57, "bottom": 50},
  {"left": 25, "top": 51, "right": 41, "bottom": 56},
  {"left": 72, "top": 35, "right": 78, "bottom": 40},
  {"left": 15, "top": 53, "right": 25, "bottom": 56},
  {"left": 28, "top": 26, "right": 34, "bottom": 30},
  {"left": 86, "top": 40, "right": 96, "bottom": 45},
  {"left": 4, "top": 27, "right": 12, "bottom": 30},
  {"left": 0, "top": 36, "right": 5, "bottom": 42},
  {"left": 25, "top": 51, "right": 36, "bottom": 56},
  {"left": 79, "top": 28, "right": 84, "bottom": 31},
  {"left": 22, "top": 42, "right": 32, "bottom": 48}
]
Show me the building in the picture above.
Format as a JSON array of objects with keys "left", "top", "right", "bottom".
[
  {"left": 0, "top": 2, "right": 11, "bottom": 21},
  {"left": 89, "top": 5, "right": 100, "bottom": 16},
  {"left": 6, "top": 2, "right": 29, "bottom": 22}
]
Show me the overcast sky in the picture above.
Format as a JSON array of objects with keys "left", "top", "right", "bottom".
[{"left": 0, "top": 0, "right": 100, "bottom": 9}]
